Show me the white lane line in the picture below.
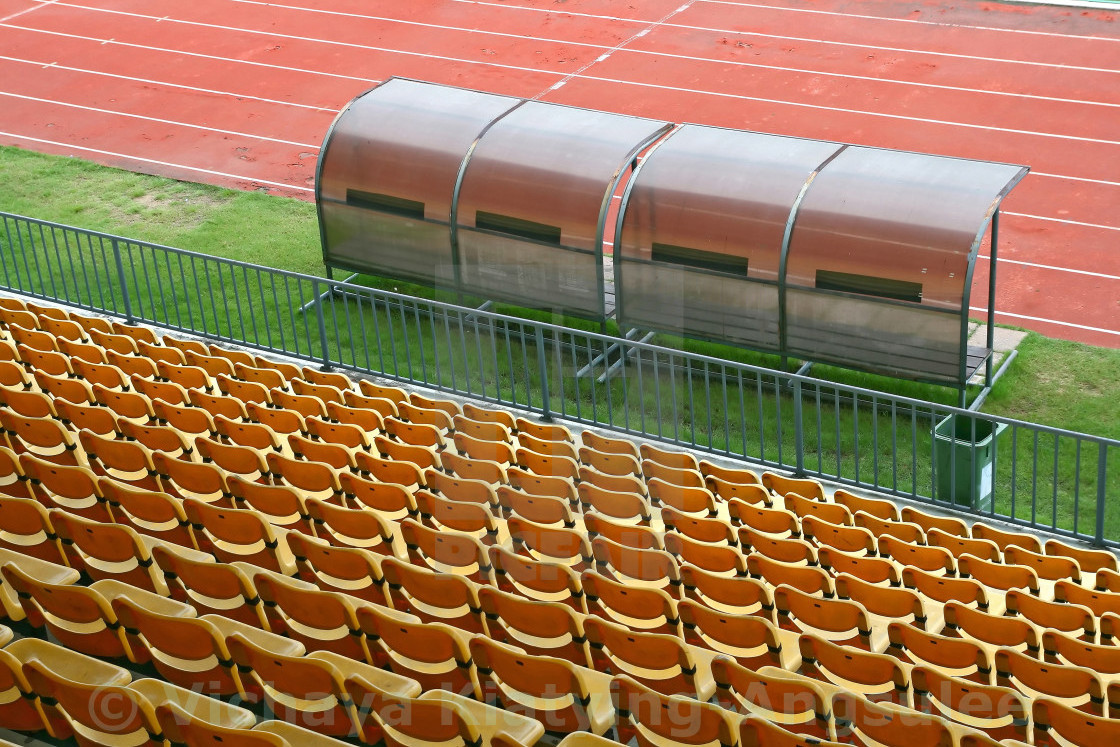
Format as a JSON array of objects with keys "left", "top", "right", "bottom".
[
  {"left": 0, "top": 91, "right": 323, "bottom": 149},
  {"left": 699, "top": 0, "right": 1120, "bottom": 43},
  {"left": 1003, "top": 211, "right": 1120, "bottom": 232},
  {"left": 0, "top": 55, "right": 339, "bottom": 112},
  {"left": 225, "top": 0, "right": 1120, "bottom": 110},
  {"left": 0, "top": 0, "right": 57, "bottom": 24},
  {"left": 0, "top": 130, "right": 314, "bottom": 192},
  {"left": 1033, "top": 171, "right": 1120, "bottom": 188},
  {"left": 0, "top": 24, "right": 380, "bottom": 84},
  {"left": 980, "top": 255, "right": 1120, "bottom": 282},
  {"left": 46, "top": 1, "right": 1120, "bottom": 77},
  {"left": 572, "top": 72, "right": 1120, "bottom": 147},
  {"left": 968, "top": 307, "right": 1120, "bottom": 336},
  {"left": 540, "top": 2, "right": 697, "bottom": 95},
  {"left": 21, "top": 8, "right": 1115, "bottom": 148}
]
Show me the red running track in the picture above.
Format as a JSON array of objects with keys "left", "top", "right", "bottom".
[{"left": 0, "top": 0, "right": 1117, "bottom": 346}]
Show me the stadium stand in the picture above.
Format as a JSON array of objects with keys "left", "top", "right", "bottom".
[{"left": 0, "top": 299, "right": 1116, "bottom": 747}]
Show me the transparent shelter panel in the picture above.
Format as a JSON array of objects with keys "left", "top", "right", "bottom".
[
  {"left": 456, "top": 101, "right": 670, "bottom": 318},
  {"left": 785, "top": 289, "right": 963, "bottom": 383},
  {"left": 457, "top": 236, "right": 602, "bottom": 318},
  {"left": 318, "top": 78, "right": 522, "bottom": 284},
  {"left": 618, "top": 261, "right": 780, "bottom": 350},
  {"left": 320, "top": 204, "right": 457, "bottom": 289}
]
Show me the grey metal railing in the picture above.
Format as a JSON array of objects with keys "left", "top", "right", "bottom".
[{"left": 2, "top": 211, "right": 1116, "bottom": 547}]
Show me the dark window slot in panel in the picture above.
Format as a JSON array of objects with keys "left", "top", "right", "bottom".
[
  {"left": 651, "top": 242, "right": 748, "bottom": 278},
  {"left": 346, "top": 190, "right": 425, "bottom": 220},
  {"left": 815, "top": 270, "right": 922, "bottom": 303},
  {"left": 476, "top": 211, "right": 561, "bottom": 245}
]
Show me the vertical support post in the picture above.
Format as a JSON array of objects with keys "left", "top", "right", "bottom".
[
  {"left": 793, "top": 378, "right": 805, "bottom": 477},
  {"left": 535, "top": 326, "right": 552, "bottom": 422},
  {"left": 1096, "top": 442, "right": 1108, "bottom": 547},
  {"left": 313, "top": 279, "right": 332, "bottom": 371},
  {"left": 986, "top": 210, "right": 999, "bottom": 387},
  {"left": 111, "top": 239, "right": 134, "bottom": 324}
]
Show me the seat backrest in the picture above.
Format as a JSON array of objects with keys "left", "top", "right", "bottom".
[{"left": 614, "top": 674, "right": 736, "bottom": 747}]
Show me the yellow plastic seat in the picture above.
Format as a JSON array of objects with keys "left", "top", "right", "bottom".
[
  {"left": 0, "top": 547, "right": 79, "bottom": 620},
  {"left": 641, "top": 459, "right": 704, "bottom": 488},
  {"left": 271, "top": 388, "right": 329, "bottom": 420},
  {"left": 971, "top": 522, "right": 1042, "bottom": 554},
  {"left": 664, "top": 532, "right": 748, "bottom": 577},
  {"left": 902, "top": 566, "right": 992, "bottom": 613},
  {"left": 591, "top": 536, "right": 682, "bottom": 597},
  {"left": 729, "top": 500, "right": 801, "bottom": 538},
  {"left": 470, "top": 636, "right": 614, "bottom": 735},
  {"left": 183, "top": 498, "right": 297, "bottom": 575},
  {"left": 578, "top": 465, "right": 646, "bottom": 496},
  {"left": 509, "top": 515, "right": 592, "bottom": 570},
  {"left": 462, "top": 403, "right": 517, "bottom": 432},
  {"left": 120, "top": 419, "right": 195, "bottom": 461},
  {"left": 0, "top": 385, "right": 57, "bottom": 419},
  {"left": 578, "top": 481, "right": 652, "bottom": 524},
  {"left": 712, "top": 658, "right": 834, "bottom": 741},
  {"left": 229, "top": 475, "right": 312, "bottom": 535},
  {"left": 816, "top": 547, "right": 900, "bottom": 587},
  {"left": 300, "top": 367, "right": 354, "bottom": 392},
  {"left": 197, "top": 435, "right": 269, "bottom": 484},
  {"left": 584, "top": 512, "right": 663, "bottom": 550},
  {"left": 489, "top": 544, "right": 584, "bottom": 610},
  {"left": 762, "top": 472, "right": 825, "bottom": 501},
  {"left": 957, "top": 552, "right": 1040, "bottom": 595},
  {"left": 739, "top": 527, "right": 818, "bottom": 566},
  {"left": 98, "top": 477, "right": 194, "bottom": 548},
  {"left": 2, "top": 412, "right": 84, "bottom": 466},
  {"left": 131, "top": 374, "right": 191, "bottom": 406},
  {"left": 878, "top": 535, "right": 956, "bottom": 576},
  {"left": 286, "top": 532, "right": 387, "bottom": 605},
  {"left": 708, "top": 477, "right": 771, "bottom": 505},
  {"left": 584, "top": 616, "right": 715, "bottom": 699},
  {"left": 157, "top": 361, "right": 216, "bottom": 393},
  {"left": 356, "top": 603, "right": 476, "bottom": 696},
  {"left": 50, "top": 508, "right": 165, "bottom": 593},
  {"left": 835, "top": 572, "right": 935, "bottom": 630},
  {"left": 152, "top": 400, "right": 217, "bottom": 443},
  {"left": 1033, "top": 697, "right": 1120, "bottom": 747},
  {"left": 582, "top": 568, "right": 680, "bottom": 635},
  {"left": 266, "top": 451, "right": 343, "bottom": 502},
  {"left": 401, "top": 518, "right": 491, "bottom": 583},
  {"left": 497, "top": 486, "right": 575, "bottom": 528},
  {"left": 308, "top": 498, "right": 398, "bottom": 556},
  {"left": 381, "top": 555, "right": 485, "bottom": 634},
  {"left": 150, "top": 543, "right": 268, "bottom": 628},
  {"left": 749, "top": 554, "right": 834, "bottom": 598},
  {"left": 1044, "top": 538, "right": 1118, "bottom": 574},
  {"left": 927, "top": 528, "right": 1001, "bottom": 563},
  {"left": 787, "top": 493, "right": 853, "bottom": 526},
  {"left": 698, "top": 460, "right": 760, "bottom": 485},
  {"left": 1005, "top": 588, "right": 1096, "bottom": 642},
  {"left": 417, "top": 490, "right": 501, "bottom": 545},
  {"left": 153, "top": 451, "right": 231, "bottom": 505},
  {"left": 799, "top": 634, "right": 910, "bottom": 706},
  {"left": 800, "top": 515, "right": 874, "bottom": 555},
  {"left": 340, "top": 471, "right": 417, "bottom": 520}
]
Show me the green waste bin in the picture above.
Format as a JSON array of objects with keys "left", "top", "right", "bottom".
[{"left": 933, "top": 415, "right": 1007, "bottom": 512}]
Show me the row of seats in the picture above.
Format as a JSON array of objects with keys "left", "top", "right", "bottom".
[{"left": 2, "top": 297, "right": 1120, "bottom": 747}]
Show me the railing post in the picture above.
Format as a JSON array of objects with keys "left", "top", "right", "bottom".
[
  {"left": 535, "top": 327, "right": 552, "bottom": 422},
  {"left": 111, "top": 239, "right": 134, "bottom": 324},
  {"left": 313, "top": 279, "right": 332, "bottom": 370},
  {"left": 1096, "top": 442, "right": 1109, "bottom": 547},
  {"left": 793, "top": 378, "right": 805, "bottom": 477}
]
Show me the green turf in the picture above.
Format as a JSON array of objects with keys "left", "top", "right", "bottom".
[{"left": 1, "top": 144, "right": 1117, "bottom": 539}]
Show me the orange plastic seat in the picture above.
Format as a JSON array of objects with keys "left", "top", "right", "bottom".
[
  {"left": 0, "top": 638, "right": 54, "bottom": 732},
  {"left": 489, "top": 544, "right": 584, "bottom": 610},
  {"left": 927, "top": 528, "right": 1000, "bottom": 562},
  {"left": 353, "top": 453, "right": 425, "bottom": 492},
  {"left": 582, "top": 568, "right": 680, "bottom": 635},
  {"left": 0, "top": 385, "right": 58, "bottom": 418},
  {"left": 514, "top": 417, "right": 574, "bottom": 443},
  {"left": 1032, "top": 697, "right": 1120, "bottom": 747},
  {"left": 664, "top": 532, "right": 748, "bottom": 576},
  {"left": 20, "top": 454, "right": 111, "bottom": 522},
  {"left": 698, "top": 460, "right": 760, "bottom": 485},
  {"left": 578, "top": 481, "right": 652, "bottom": 524},
  {"left": 585, "top": 513, "right": 663, "bottom": 550},
  {"left": 615, "top": 674, "right": 737, "bottom": 747},
  {"left": 712, "top": 659, "right": 834, "bottom": 741},
  {"left": 424, "top": 469, "right": 499, "bottom": 510},
  {"left": 216, "top": 373, "right": 271, "bottom": 406},
  {"left": 739, "top": 527, "right": 818, "bottom": 566},
  {"left": 229, "top": 475, "right": 311, "bottom": 535},
  {"left": 189, "top": 388, "right": 248, "bottom": 421},
  {"left": 120, "top": 420, "right": 194, "bottom": 461},
  {"left": 381, "top": 556, "right": 484, "bottom": 633},
  {"left": 385, "top": 417, "right": 447, "bottom": 452},
  {"left": 307, "top": 415, "right": 372, "bottom": 452},
  {"left": 647, "top": 477, "right": 717, "bottom": 517},
  {"left": 832, "top": 693, "right": 955, "bottom": 747},
  {"left": 639, "top": 442, "right": 699, "bottom": 472},
  {"left": 515, "top": 446, "right": 577, "bottom": 479},
  {"left": 774, "top": 585, "right": 882, "bottom": 651},
  {"left": 957, "top": 552, "right": 1039, "bottom": 594},
  {"left": 0, "top": 495, "right": 65, "bottom": 563},
  {"left": 578, "top": 465, "right": 647, "bottom": 496},
  {"left": 291, "top": 377, "right": 346, "bottom": 405},
  {"left": 833, "top": 489, "right": 899, "bottom": 521},
  {"left": 642, "top": 460, "right": 704, "bottom": 488},
  {"left": 131, "top": 374, "right": 190, "bottom": 406},
  {"left": 517, "top": 430, "right": 579, "bottom": 460},
  {"left": 816, "top": 547, "right": 900, "bottom": 587},
  {"left": 54, "top": 400, "right": 121, "bottom": 438},
  {"left": 835, "top": 575, "right": 935, "bottom": 635},
  {"left": 581, "top": 430, "right": 639, "bottom": 458},
  {"left": 477, "top": 585, "right": 590, "bottom": 665},
  {"left": 900, "top": 506, "right": 969, "bottom": 537},
  {"left": 452, "top": 414, "right": 512, "bottom": 445},
  {"left": 971, "top": 522, "right": 1042, "bottom": 554},
  {"left": 887, "top": 622, "right": 992, "bottom": 684},
  {"left": 271, "top": 388, "right": 328, "bottom": 419},
  {"left": 681, "top": 564, "right": 775, "bottom": 620},
  {"left": 326, "top": 400, "right": 385, "bottom": 435},
  {"left": 8, "top": 323, "right": 58, "bottom": 352},
  {"left": 1043, "top": 627, "right": 1120, "bottom": 673},
  {"left": 2, "top": 411, "right": 83, "bottom": 465},
  {"left": 214, "top": 415, "right": 285, "bottom": 455},
  {"left": 288, "top": 432, "right": 356, "bottom": 470},
  {"left": 183, "top": 498, "right": 296, "bottom": 575},
  {"left": 462, "top": 403, "right": 517, "bottom": 432},
  {"left": 739, "top": 718, "right": 845, "bottom": 747},
  {"left": 679, "top": 599, "right": 789, "bottom": 670},
  {"left": 762, "top": 472, "right": 824, "bottom": 501},
  {"left": 248, "top": 402, "right": 309, "bottom": 437},
  {"left": 662, "top": 505, "right": 737, "bottom": 546},
  {"left": 579, "top": 447, "right": 642, "bottom": 479},
  {"left": 160, "top": 335, "right": 209, "bottom": 357},
  {"left": 150, "top": 544, "right": 268, "bottom": 628},
  {"left": 729, "top": 500, "right": 801, "bottom": 538},
  {"left": 401, "top": 518, "right": 491, "bottom": 583},
  {"left": 707, "top": 476, "right": 771, "bottom": 505},
  {"left": 1045, "top": 538, "right": 1117, "bottom": 574},
  {"left": 591, "top": 536, "right": 682, "bottom": 597},
  {"left": 299, "top": 367, "right": 353, "bottom": 392},
  {"left": 344, "top": 390, "right": 400, "bottom": 418},
  {"left": 1004, "top": 588, "right": 1096, "bottom": 641},
  {"left": 153, "top": 452, "right": 230, "bottom": 505},
  {"left": 50, "top": 509, "right": 164, "bottom": 592},
  {"left": 800, "top": 515, "right": 874, "bottom": 555},
  {"left": 233, "top": 363, "right": 287, "bottom": 392},
  {"left": 197, "top": 436, "right": 269, "bottom": 483},
  {"left": 509, "top": 515, "right": 592, "bottom": 569},
  {"left": 800, "top": 634, "right": 910, "bottom": 705},
  {"left": 749, "top": 555, "right": 834, "bottom": 598},
  {"left": 1054, "top": 578, "right": 1120, "bottom": 618},
  {"left": 0, "top": 358, "right": 34, "bottom": 389},
  {"left": 92, "top": 382, "right": 156, "bottom": 423},
  {"left": 99, "top": 477, "right": 194, "bottom": 548},
  {"left": 339, "top": 472, "right": 417, "bottom": 521},
  {"left": 375, "top": 433, "right": 441, "bottom": 471},
  {"left": 252, "top": 573, "right": 369, "bottom": 661},
  {"left": 995, "top": 647, "right": 1104, "bottom": 715},
  {"left": 787, "top": 493, "right": 853, "bottom": 526},
  {"left": 357, "top": 380, "right": 410, "bottom": 404},
  {"left": 286, "top": 532, "right": 387, "bottom": 606},
  {"left": 78, "top": 428, "right": 160, "bottom": 489},
  {"left": 878, "top": 535, "right": 955, "bottom": 576},
  {"left": 496, "top": 486, "right": 574, "bottom": 527},
  {"left": 942, "top": 601, "right": 1041, "bottom": 657},
  {"left": 398, "top": 402, "right": 455, "bottom": 434},
  {"left": 16, "top": 344, "right": 73, "bottom": 377},
  {"left": 911, "top": 665, "right": 1028, "bottom": 743},
  {"left": 470, "top": 636, "right": 613, "bottom": 735},
  {"left": 356, "top": 604, "right": 474, "bottom": 696},
  {"left": 152, "top": 400, "right": 216, "bottom": 442},
  {"left": 585, "top": 616, "right": 715, "bottom": 699},
  {"left": 902, "top": 566, "right": 990, "bottom": 612},
  {"left": 157, "top": 361, "right": 215, "bottom": 392},
  {"left": 266, "top": 451, "right": 343, "bottom": 502}
]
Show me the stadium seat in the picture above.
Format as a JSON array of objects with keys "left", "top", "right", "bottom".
[
  {"left": 518, "top": 431, "right": 579, "bottom": 460},
  {"left": 0, "top": 494, "right": 65, "bottom": 563},
  {"left": 21, "top": 454, "right": 111, "bottom": 522},
  {"left": 774, "top": 585, "right": 883, "bottom": 651},
  {"left": 833, "top": 489, "right": 899, "bottom": 521},
  {"left": 578, "top": 465, "right": 646, "bottom": 496},
  {"left": 516, "top": 447, "right": 578, "bottom": 480},
  {"left": 738, "top": 717, "right": 845, "bottom": 747},
  {"left": 50, "top": 508, "right": 165, "bottom": 592},
  {"left": 326, "top": 400, "right": 385, "bottom": 435},
  {"left": 835, "top": 573, "right": 934, "bottom": 630},
  {"left": 497, "top": 486, "right": 575, "bottom": 527},
  {"left": 816, "top": 547, "right": 900, "bottom": 587},
  {"left": 584, "top": 616, "right": 716, "bottom": 699},
  {"left": 578, "top": 481, "right": 652, "bottom": 524},
  {"left": 739, "top": 528, "right": 818, "bottom": 566},
  {"left": 401, "top": 518, "right": 491, "bottom": 583},
  {"left": 1004, "top": 589, "right": 1096, "bottom": 642},
  {"left": 994, "top": 647, "right": 1105, "bottom": 715},
  {"left": 662, "top": 505, "right": 738, "bottom": 546},
  {"left": 455, "top": 412, "right": 513, "bottom": 442},
  {"left": 900, "top": 507, "right": 969, "bottom": 538},
  {"left": 190, "top": 388, "right": 249, "bottom": 421},
  {"left": 887, "top": 622, "right": 992, "bottom": 684},
  {"left": 664, "top": 532, "right": 748, "bottom": 576},
  {"left": 508, "top": 515, "right": 593, "bottom": 570},
  {"left": 155, "top": 703, "right": 286, "bottom": 747},
  {"left": 514, "top": 417, "right": 574, "bottom": 444},
  {"left": 787, "top": 494, "right": 853, "bottom": 526},
  {"left": 0, "top": 385, "right": 57, "bottom": 418},
  {"left": 158, "top": 361, "right": 216, "bottom": 393},
  {"left": 270, "top": 389, "right": 327, "bottom": 419},
  {"left": 0, "top": 547, "right": 78, "bottom": 620},
  {"left": 902, "top": 566, "right": 992, "bottom": 613},
  {"left": 381, "top": 555, "right": 484, "bottom": 633},
  {"left": 584, "top": 512, "right": 663, "bottom": 550},
  {"left": 643, "top": 463, "right": 704, "bottom": 490},
  {"left": 266, "top": 451, "right": 343, "bottom": 502},
  {"left": 184, "top": 499, "right": 297, "bottom": 574},
  {"left": 489, "top": 544, "right": 584, "bottom": 610},
  {"left": 253, "top": 572, "right": 370, "bottom": 661},
  {"left": 250, "top": 402, "right": 309, "bottom": 438},
  {"left": 800, "top": 516, "right": 874, "bottom": 555},
  {"left": 229, "top": 475, "right": 312, "bottom": 535},
  {"left": 957, "top": 552, "right": 1039, "bottom": 595},
  {"left": 1044, "top": 538, "right": 1118, "bottom": 574},
  {"left": 344, "top": 390, "right": 400, "bottom": 419},
  {"left": 462, "top": 403, "right": 517, "bottom": 432},
  {"left": 854, "top": 511, "right": 925, "bottom": 544},
  {"left": 470, "top": 636, "right": 614, "bottom": 735},
  {"left": 832, "top": 692, "right": 955, "bottom": 747},
  {"left": 729, "top": 500, "right": 801, "bottom": 537},
  {"left": 286, "top": 532, "right": 387, "bottom": 605},
  {"left": 679, "top": 598, "right": 792, "bottom": 670},
  {"left": 762, "top": 472, "right": 825, "bottom": 501},
  {"left": 416, "top": 490, "right": 501, "bottom": 544},
  {"left": 153, "top": 452, "right": 231, "bottom": 505},
  {"left": 3, "top": 412, "right": 84, "bottom": 465},
  {"left": 582, "top": 569, "right": 680, "bottom": 635},
  {"left": 942, "top": 601, "right": 1041, "bottom": 657},
  {"left": 357, "top": 604, "right": 476, "bottom": 696},
  {"left": 971, "top": 522, "right": 1042, "bottom": 554},
  {"left": 339, "top": 471, "right": 417, "bottom": 520},
  {"left": 614, "top": 674, "right": 737, "bottom": 747},
  {"left": 1032, "top": 697, "right": 1120, "bottom": 747},
  {"left": 799, "top": 634, "right": 910, "bottom": 705},
  {"left": 376, "top": 434, "right": 441, "bottom": 471},
  {"left": 197, "top": 436, "right": 268, "bottom": 483},
  {"left": 878, "top": 535, "right": 955, "bottom": 576},
  {"left": 1054, "top": 578, "right": 1120, "bottom": 618},
  {"left": 680, "top": 564, "right": 775, "bottom": 620},
  {"left": 477, "top": 585, "right": 590, "bottom": 666},
  {"left": 708, "top": 477, "right": 771, "bottom": 505},
  {"left": 591, "top": 537, "right": 682, "bottom": 597},
  {"left": 910, "top": 665, "right": 1029, "bottom": 743},
  {"left": 151, "top": 543, "right": 269, "bottom": 627},
  {"left": 425, "top": 469, "right": 500, "bottom": 511},
  {"left": 98, "top": 477, "right": 194, "bottom": 547},
  {"left": 152, "top": 400, "right": 216, "bottom": 443},
  {"left": 711, "top": 658, "right": 833, "bottom": 740},
  {"left": 927, "top": 528, "right": 1001, "bottom": 563}
]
